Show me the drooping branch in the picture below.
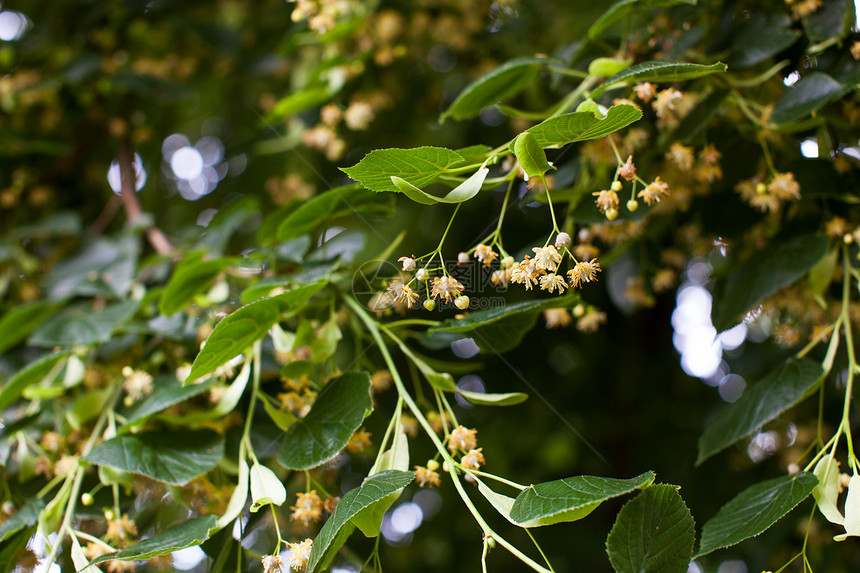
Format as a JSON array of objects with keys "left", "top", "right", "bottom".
[{"left": 117, "top": 138, "right": 173, "bottom": 256}]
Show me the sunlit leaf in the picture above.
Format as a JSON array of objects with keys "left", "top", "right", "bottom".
[
  {"left": 353, "top": 427, "right": 410, "bottom": 536},
  {"left": 341, "top": 147, "right": 464, "bottom": 194},
  {"left": 187, "top": 281, "right": 326, "bottom": 382},
  {"left": 390, "top": 165, "right": 489, "bottom": 205},
  {"left": 513, "top": 132, "right": 554, "bottom": 180},
  {"left": 28, "top": 300, "right": 139, "bottom": 349},
  {"left": 85, "top": 430, "right": 224, "bottom": 485},
  {"left": 275, "top": 185, "right": 395, "bottom": 241},
  {"left": 86, "top": 516, "right": 217, "bottom": 568},
  {"left": 308, "top": 470, "right": 415, "bottom": 573},
  {"left": 249, "top": 463, "right": 287, "bottom": 512},
  {"left": 215, "top": 459, "right": 249, "bottom": 530},
  {"left": 588, "top": 0, "right": 697, "bottom": 39},
  {"left": 122, "top": 376, "right": 214, "bottom": 427},
  {"left": 726, "top": 12, "right": 801, "bottom": 69},
  {"left": 695, "top": 473, "right": 818, "bottom": 557},
  {"left": 606, "top": 485, "right": 695, "bottom": 573},
  {"left": 278, "top": 371, "right": 373, "bottom": 470},
  {"left": 430, "top": 294, "right": 579, "bottom": 353},
  {"left": 697, "top": 359, "right": 824, "bottom": 465},
  {"left": 0, "top": 300, "right": 64, "bottom": 355},
  {"left": 0, "top": 498, "right": 43, "bottom": 543},
  {"left": 524, "top": 105, "right": 643, "bottom": 148},
  {"left": 159, "top": 251, "right": 239, "bottom": 316},
  {"left": 511, "top": 471, "right": 656, "bottom": 527},
  {"left": 772, "top": 72, "right": 844, "bottom": 124},
  {"left": 0, "top": 352, "right": 69, "bottom": 410},
  {"left": 711, "top": 234, "right": 829, "bottom": 332},
  {"left": 593, "top": 61, "right": 726, "bottom": 97},
  {"left": 440, "top": 57, "right": 550, "bottom": 122}
]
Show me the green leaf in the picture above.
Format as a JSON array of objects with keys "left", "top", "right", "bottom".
[
  {"left": 606, "top": 485, "right": 695, "bottom": 573},
  {"left": 341, "top": 147, "right": 464, "bottom": 195},
  {"left": 67, "top": 387, "right": 114, "bottom": 430},
  {"left": 85, "top": 430, "right": 224, "bottom": 485},
  {"left": 440, "top": 57, "right": 549, "bottom": 122},
  {"left": 513, "top": 132, "right": 554, "bottom": 181},
  {"left": 249, "top": 463, "right": 287, "bottom": 512},
  {"left": 159, "top": 251, "right": 239, "bottom": 316},
  {"left": 697, "top": 359, "right": 824, "bottom": 465},
  {"left": 308, "top": 470, "right": 415, "bottom": 573},
  {"left": 187, "top": 281, "right": 326, "bottom": 382},
  {"left": 264, "top": 396, "right": 297, "bottom": 431},
  {"left": 0, "top": 498, "right": 44, "bottom": 543},
  {"left": 44, "top": 236, "right": 139, "bottom": 299},
  {"left": 772, "top": 72, "right": 843, "bottom": 124},
  {"left": 28, "top": 300, "right": 140, "bottom": 349},
  {"left": 726, "top": 12, "right": 802, "bottom": 69},
  {"left": 0, "top": 300, "right": 64, "bottom": 355},
  {"left": 122, "top": 375, "right": 214, "bottom": 427},
  {"left": 0, "top": 528, "right": 34, "bottom": 572},
  {"left": 524, "top": 104, "right": 643, "bottom": 148},
  {"left": 354, "top": 427, "right": 410, "bottom": 536},
  {"left": 812, "top": 457, "right": 844, "bottom": 525},
  {"left": 809, "top": 248, "right": 838, "bottom": 300},
  {"left": 804, "top": 0, "right": 853, "bottom": 43},
  {"left": 430, "top": 294, "right": 579, "bottom": 353},
  {"left": 594, "top": 60, "right": 726, "bottom": 97},
  {"left": 310, "top": 316, "right": 342, "bottom": 362},
  {"left": 86, "top": 516, "right": 217, "bottom": 568},
  {"left": 0, "top": 352, "right": 69, "bottom": 410},
  {"left": 275, "top": 185, "right": 395, "bottom": 241},
  {"left": 278, "top": 371, "right": 373, "bottom": 470},
  {"left": 712, "top": 234, "right": 829, "bottom": 331},
  {"left": 266, "top": 86, "right": 331, "bottom": 121},
  {"left": 390, "top": 165, "right": 489, "bottom": 205},
  {"left": 695, "top": 473, "right": 818, "bottom": 557},
  {"left": 457, "top": 389, "right": 528, "bottom": 406},
  {"left": 511, "top": 471, "right": 656, "bottom": 527},
  {"left": 215, "top": 458, "right": 250, "bottom": 530},
  {"left": 588, "top": 0, "right": 697, "bottom": 39}
]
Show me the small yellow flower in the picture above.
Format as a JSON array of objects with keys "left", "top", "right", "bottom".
[
  {"left": 638, "top": 177, "right": 670, "bottom": 206},
  {"left": 532, "top": 245, "right": 562, "bottom": 272},
  {"left": 510, "top": 258, "right": 540, "bottom": 290},
  {"left": 567, "top": 259, "right": 602, "bottom": 288},
  {"left": 414, "top": 465, "right": 442, "bottom": 487},
  {"left": 461, "top": 448, "right": 485, "bottom": 470},
  {"left": 576, "top": 308, "right": 607, "bottom": 333},
  {"left": 652, "top": 88, "right": 682, "bottom": 118},
  {"left": 447, "top": 425, "right": 478, "bottom": 453},
  {"left": 430, "top": 275, "right": 465, "bottom": 302},
  {"left": 398, "top": 256, "right": 416, "bottom": 271},
  {"left": 543, "top": 308, "right": 572, "bottom": 329},
  {"left": 122, "top": 367, "right": 153, "bottom": 401},
  {"left": 106, "top": 513, "right": 138, "bottom": 544},
  {"left": 539, "top": 273, "right": 568, "bottom": 294},
  {"left": 767, "top": 172, "right": 800, "bottom": 201},
  {"left": 633, "top": 82, "right": 656, "bottom": 103},
  {"left": 666, "top": 142, "right": 694, "bottom": 171},
  {"left": 262, "top": 554, "right": 285, "bottom": 573},
  {"left": 291, "top": 490, "right": 324, "bottom": 527},
  {"left": 386, "top": 279, "right": 418, "bottom": 308},
  {"left": 286, "top": 538, "right": 313, "bottom": 571},
  {"left": 346, "top": 428, "right": 372, "bottom": 453},
  {"left": 593, "top": 189, "right": 619, "bottom": 213},
  {"left": 474, "top": 244, "right": 497, "bottom": 266},
  {"left": 618, "top": 156, "right": 636, "bottom": 181}
]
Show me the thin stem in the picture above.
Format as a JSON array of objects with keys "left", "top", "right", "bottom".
[
  {"left": 116, "top": 138, "right": 172, "bottom": 256},
  {"left": 346, "top": 297, "right": 551, "bottom": 573},
  {"left": 271, "top": 503, "right": 283, "bottom": 554},
  {"left": 840, "top": 246, "right": 857, "bottom": 467},
  {"left": 461, "top": 467, "right": 527, "bottom": 491},
  {"left": 525, "top": 528, "right": 555, "bottom": 572},
  {"left": 44, "top": 384, "right": 121, "bottom": 570}
]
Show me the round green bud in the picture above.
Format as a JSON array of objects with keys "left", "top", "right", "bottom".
[
  {"left": 605, "top": 207, "right": 618, "bottom": 221},
  {"left": 423, "top": 299, "right": 436, "bottom": 311},
  {"left": 627, "top": 199, "right": 639, "bottom": 212},
  {"left": 611, "top": 180, "right": 623, "bottom": 192},
  {"left": 588, "top": 56, "right": 631, "bottom": 78}
]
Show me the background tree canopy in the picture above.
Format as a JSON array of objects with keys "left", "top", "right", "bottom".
[{"left": 1, "top": 0, "right": 860, "bottom": 572}]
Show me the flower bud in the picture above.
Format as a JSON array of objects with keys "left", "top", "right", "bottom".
[
  {"left": 399, "top": 257, "right": 416, "bottom": 271},
  {"left": 501, "top": 256, "right": 515, "bottom": 269},
  {"left": 416, "top": 268, "right": 429, "bottom": 281},
  {"left": 605, "top": 207, "right": 618, "bottom": 221},
  {"left": 458, "top": 252, "right": 470, "bottom": 264},
  {"left": 454, "top": 296, "right": 470, "bottom": 310},
  {"left": 81, "top": 493, "right": 94, "bottom": 506},
  {"left": 573, "top": 304, "right": 585, "bottom": 317},
  {"left": 611, "top": 181, "right": 623, "bottom": 192},
  {"left": 555, "top": 232, "right": 571, "bottom": 248},
  {"left": 427, "top": 459, "right": 440, "bottom": 471},
  {"left": 755, "top": 182, "right": 767, "bottom": 195},
  {"left": 423, "top": 299, "right": 436, "bottom": 311},
  {"left": 627, "top": 199, "right": 639, "bottom": 212}
]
